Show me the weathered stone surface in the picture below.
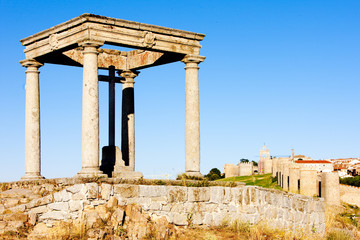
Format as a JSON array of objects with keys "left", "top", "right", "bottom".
[
  {"left": 0, "top": 188, "right": 39, "bottom": 199},
  {"left": 66, "top": 184, "right": 84, "bottom": 194},
  {"left": 148, "top": 202, "right": 162, "bottom": 211},
  {"left": 188, "top": 187, "right": 210, "bottom": 202},
  {"left": 172, "top": 212, "right": 187, "bottom": 226},
  {"left": 0, "top": 221, "right": 6, "bottom": 230},
  {"left": 3, "top": 212, "right": 28, "bottom": 222},
  {"left": 69, "top": 200, "right": 82, "bottom": 212},
  {"left": 8, "top": 204, "right": 26, "bottom": 212},
  {"left": 100, "top": 183, "right": 113, "bottom": 200},
  {"left": 0, "top": 182, "right": 325, "bottom": 234},
  {"left": 26, "top": 194, "right": 53, "bottom": 209},
  {"left": 3, "top": 198, "right": 19, "bottom": 208},
  {"left": 204, "top": 213, "right": 213, "bottom": 225},
  {"left": 28, "top": 212, "right": 37, "bottom": 225},
  {"left": 139, "top": 185, "right": 167, "bottom": 197},
  {"left": 7, "top": 220, "right": 25, "bottom": 230},
  {"left": 29, "top": 205, "right": 48, "bottom": 214},
  {"left": 39, "top": 211, "right": 69, "bottom": 221},
  {"left": 85, "top": 183, "right": 99, "bottom": 199},
  {"left": 114, "top": 184, "right": 139, "bottom": 198},
  {"left": 107, "top": 196, "right": 118, "bottom": 208},
  {"left": 168, "top": 186, "right": 187, "bottom": 203},
  {"left": 111, "top": 208, "right": 125, "bottom": 225},
  {"left": 72, "top": 192, "right": 86, "bottom": 200},
  {"left": 96, "top": 205, "right": 111, "bottom": 221},
  {"left": 48, "top": 202, "right": 69, "bottom": 211},
  {"left": 210, "top": 186, "right": 225, "bottom": 203},
  {"left": 54, "top": 189, "right": 71, "bottom": 202}
]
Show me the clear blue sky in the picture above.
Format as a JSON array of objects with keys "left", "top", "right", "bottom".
[{"left": 1, "top": 0, "right": 359, "bottom": 182}]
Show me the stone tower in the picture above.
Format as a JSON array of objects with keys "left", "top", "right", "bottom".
[{"left": 259, "top": 145, "right": 271, "bottom": 174}]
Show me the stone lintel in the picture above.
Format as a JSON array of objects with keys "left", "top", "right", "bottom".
[
  {"left": 62, "top": 48, "right": 167, "bottom": 71},
  {"left": 20, "top": 14, "right": 205, "bottom": 59}
]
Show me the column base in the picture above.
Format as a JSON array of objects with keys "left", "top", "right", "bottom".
[
  {"left": 21, "top": 173, "right": 45, "bottom": 181},
  {"left": 113, "top": 166, "right": 143, "bottom": 180},
  {"left": 185, "top": 171, "right": 203, "bottom": 178},
  {"left": 75, "top": 168, "right": 108, "bottom": 178}
]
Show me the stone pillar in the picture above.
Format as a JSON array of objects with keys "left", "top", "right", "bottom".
[
  {"left": 181, "top": 55, "right": 205, "bottom": 178},
  {"left": 299, "top": 169, "right": 317, "bottom": 196},
  {"left": 20, "top": 59, "right": 44, "bottom": 180},
  {"left": 77, "top": 40, "right": 106, "bottom": 177},
  {"left": 321, "top": 172, "right": 340, "bottom": 205},
  {"left": 120, "top": 70, "right": 138, "bottom": 171}
]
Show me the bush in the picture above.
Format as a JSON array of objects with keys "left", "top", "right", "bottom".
[
  {"left": 205, "top": 168, "right": 224, "bottom": 180},
  {"left": 340, "top": 176, "right": 360, "bottom": 187}
]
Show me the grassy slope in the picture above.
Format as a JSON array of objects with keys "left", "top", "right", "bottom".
[{"left": 216, "top": 173, "right": 282, "bottom": 190}]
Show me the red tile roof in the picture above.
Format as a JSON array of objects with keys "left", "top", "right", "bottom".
[{"left": 295, "top": 160, "right": 332, "bottom": 164}]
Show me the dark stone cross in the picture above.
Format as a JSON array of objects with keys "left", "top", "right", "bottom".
[{"left": 99, "top": 66, "right": 124, "bottom": 177}]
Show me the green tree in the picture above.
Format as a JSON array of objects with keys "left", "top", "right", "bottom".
[
  {"left": 205, "top": 168, "right": 223, "bottom": 180},
  {"left": 252, "top": 160, "right": 258, "bottom": 166},
  {"left": 240, "top": 158, "right": 249, "bottom": 163}
]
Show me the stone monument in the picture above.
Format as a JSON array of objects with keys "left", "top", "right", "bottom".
[{"left": 19, "top": 14, "right": 206, "bottom": 180}]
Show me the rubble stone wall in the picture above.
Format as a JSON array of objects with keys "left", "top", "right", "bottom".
[{"left": 3, "top": 182, "right": 325, "bottom": 233}]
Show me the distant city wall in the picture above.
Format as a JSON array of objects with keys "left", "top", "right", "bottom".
[{"left": 340, "top": 184, "right": 360, "bottom": 207}]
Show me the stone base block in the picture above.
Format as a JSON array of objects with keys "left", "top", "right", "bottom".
[
  {"left": 75, "top": 168, "right": 107, "bottom": 178},
  {"left": 185, "top": 171, "right": 203, "bottom": 178},
  {"left": 112, "top": 168, "right": 143, "bottom": 180},
  {"left": 21, "top": 173, "right": 45, "bottom": 181}
]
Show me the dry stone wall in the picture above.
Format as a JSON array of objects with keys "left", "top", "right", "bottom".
[{"left": 1, "top": 182, "right": 325, "bottom": 233}]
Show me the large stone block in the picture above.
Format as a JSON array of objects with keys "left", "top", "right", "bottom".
[
  {"left": 188, "top": 187, "right": 210, "bottom": 202},
  {"left": 111, "top": 208, "right": 125, "bottom": 225},
  {"left": 66, "top": 184, "right": 84, "bottom": 194},
  {"left": 48, "top": 202, "right": 69, "bottom": 211},
  {"left": 29, "top": 205, "right": 48, "bottom": 214},
  {"left": 213, "top": 212, "right": 230, "bottom": 226},
  {"left": 172, "top": 212, "right": 187, "bottom": 226},
  {"left": 113, "top": 184, "right": 139, "bottom": 198},
  {"left": 209, "top": 187, "right": 224, "bottom": 203},
  {"left": 26, "top": 194, "right": 53, "bottom": 209},
  {"left": 54, "top": 189, "right": 71, "bottom": 202},
  {"left": 168, "top": 186, "right": 187, "bottom": 203},
  {"left": 139, "top": 185, "right": 167, "bottom": 197},
  {"left": 148, "top": 202, "right": 162, "bottom": 211},
  {"left": 69, "top": 200, "right": 82, "bottom": 212},
  {"left": 85, "top": 183, "right": 99, "bottom": 199},
  {"left": 100, "top": 183, "right": 113, "bottom": 200},
  {"left": 39, "top": 211, "right": 69, "bottom": 221},
  {"left": 203, "top": 213, "right": 213, "bottom": 226},
  {"left": 170, "top": 203, "right": 185, "bottom": 212},
  {"left": 3, "top": 212, "right": 28, "bottom": 222},
  {"left": 230, "top": 187, "right": 243, "bottom": 204}
]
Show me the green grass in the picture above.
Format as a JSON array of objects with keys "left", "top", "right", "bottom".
[{"left": 216, "top": 173, "right": 282, "bottom": 190}]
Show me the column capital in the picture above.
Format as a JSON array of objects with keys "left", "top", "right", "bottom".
[
  {"left": 181, "top": 54, "right": 206, "bottom": 64},
  {"left": 78, "top": 39, "right": 104, "bottom": 48},
  {"left": 119, "top": 70, "right": 140, "bottom": 83},
  {"left": 19, "top": 59, "right": 43, "bottom": 68}
]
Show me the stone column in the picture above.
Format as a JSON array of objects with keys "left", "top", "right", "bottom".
[
  {"left": 77, "top": 40, "right": 106, "bottom": 177},
  {"left": 20, "top": 59, "right": 44, "bottom": 180},
  {"left": 181, "top": 55, "right": 205, "bottom": 178},
  {"left": 120, "top": 70, "right": 138, "bottom": 171}
]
